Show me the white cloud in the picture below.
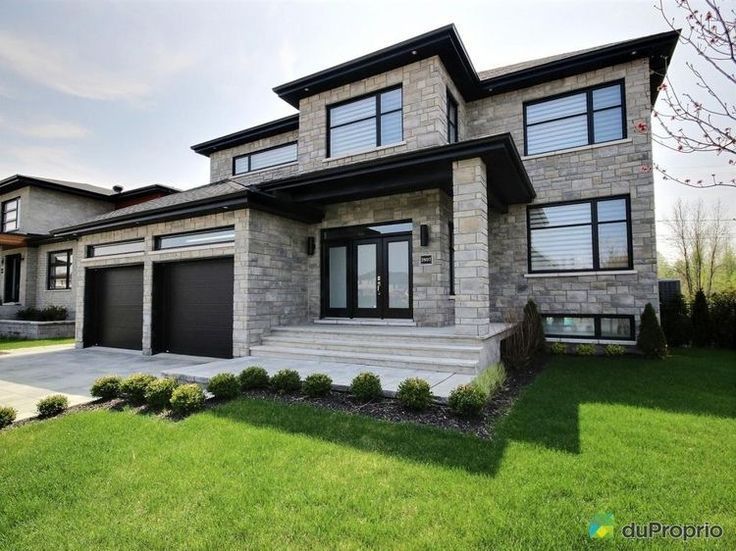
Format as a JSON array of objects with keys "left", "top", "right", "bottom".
[
  {"left": 22, "top": 122, "right": 89, "bottom": 139},
  {"left": 0, "top": 145, "right": 110, "bottom": 185}
]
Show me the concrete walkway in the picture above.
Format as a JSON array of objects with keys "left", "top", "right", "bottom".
[
  {"left": 0, "top": 347, "right": 212, "bottom": 421},
  {"left": 163, "top": 356, "right": 475, "bottom": 400}
]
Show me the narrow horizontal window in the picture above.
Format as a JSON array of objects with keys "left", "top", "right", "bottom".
[
  {"left": 527, "top": 196, "right": 631, "bottom": 273},
  {"left": 47, "top": 249, "right": 73, "bottom": 290},
  {"left": 232, "top": 142, "right": 297, "bottom": 175},
  {"left": 543, "top": 314, "right": 635, "bottom": 341},
  {"left": 88, "top": 239, "right": 144, "bottom": 258},
  {"left": 524, "top": 80, "right": 625, "bottom": 155},
  {"left": 155, "top": 226, "right": 235, "bottom": 250},
  {"left": 328, "top": 86, "right": 403, "bottom": 157},
  {"left": 2, "top": 197, "right": 20, "bottom": 232}
]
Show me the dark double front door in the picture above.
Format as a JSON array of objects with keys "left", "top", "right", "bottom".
[{"left": 323, "top": 226, "right": 412, "bottom": 319}]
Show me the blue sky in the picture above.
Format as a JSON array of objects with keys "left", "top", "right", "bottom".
[{"left": 0, "top": 0, "right": 733, "bottom": 256}]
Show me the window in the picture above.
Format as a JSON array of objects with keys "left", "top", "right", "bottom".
[
  {"left": 543, "top": 314, "right": 634, "bottom": 341},
  {"left": 47, "top": 250, "right": 72, "bottom": 290},
  {"left": 328, "top": 86, "right": 403, "bottom": 157},
  {"left": 155, "top": 226, "right": 235, "bottom": 250},
  {"left": 527, "top": 196, "right": 631, "bottom": 273},
  {"left": 524, "top": 81, "right": 625, "bottom": 155},
  {"left": 233, "top": 142, "right": 297, "bottom": 175},
  {"left": 2, "top": 198, "right": 20, "bottom": 232},
  {"left": 447, "top": 91, "right": 458, "bottom": 143},
  {"left": 87, "top": 239, "right": 144, "bottom": 258}
]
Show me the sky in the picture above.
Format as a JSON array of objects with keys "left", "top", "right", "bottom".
[{"left": 0, "top": 0, "right": 734, "bottom": 258}]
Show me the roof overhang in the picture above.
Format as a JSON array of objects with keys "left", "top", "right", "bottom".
[
  {"left": 191, "top": 115, "right": 299, "bottom": 157},
  {"left": 255, "top": 134, "right": 535, "bottom": 208},
  {"left": 0, "top": 174, "right": 113, "bottom": 200},
  {"left": 0, "top": 233, "right": 29, "bottom": 247}
]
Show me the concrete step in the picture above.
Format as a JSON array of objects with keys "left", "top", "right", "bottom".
[
  {"left": 269, "top": 326, "right": 482, "bottom": 346},
  {"left": 261, "top": 335, "right": 482, "bottom": 359},
  {"left": 314, "top": 318, "right": 417, "bottom": 327},
  {"left": 248, "top": 345, "right": 478, "bottom": 374}
]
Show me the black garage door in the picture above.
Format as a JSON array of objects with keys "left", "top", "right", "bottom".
[
  {"left": 153, "top": 258, "right": 234, "bottom": 358},
  {"left": 84, "top": 265, "right": 144, "bottom": 350}
]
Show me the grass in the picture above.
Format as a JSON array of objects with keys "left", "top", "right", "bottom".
[
  {"left": 0, "top": 337, "right": 74, "bottom": 351},
  {"left": 471, "top": 362, "right": 506, "bottom": 396},
  {"left": 0, "top": 348, "right": 734, "bottom": 549}
]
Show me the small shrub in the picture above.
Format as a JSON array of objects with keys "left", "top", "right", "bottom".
[
  {"left": 120, "top": 373, "right": 157, "bottom": 404},
  {"left": 170, "top": 384, "right": 205, "bottom": 415},
  {"left": 691, "top": 290, "right": 711, "bottom": 347},
  {"left": 270, "top": 369, "right": 301, "bottom": 394},
  {"left": 239, "top": 366, "right": 270, "bottom": 390},
  {"left": 471, "top": 363, "right": 506, "bottom": 397},
  {"left": 396, "top": 378, "right": 432, "bottom": 411},
  {"left": 90, "top": 375, "right": 122, "bottom": 400},
  {"left": 575, "top": 343, "right": 596, "bottom": 356},
  {"left": 501, "top": 299, "right": 545, "bottom": 370},
  {"left": 448, "top": 385, "right": 487, "bottom": 418},
  {"left": 549, "top": 342, "right": 567, "bottom": 355},
  {"left": 660, "top": 293, "right": 691, "bottom": 347},
  {"left": 0, "top": 406, "right": 17, "bottom": 429},
  {"left": 709, "top": 291, "right": 736, "bottom": 349},
  {"left": 303, "top": 373, "right": 332, "bottom": 397},
  {"left": 637, "top": 303, "right": 668, "bottom": 359},
  {"left": 36, "top": 395, "right": 68, "bottom": 418},
  {"left": 604, "top": 344, "right": 625, "bottom": 356},
  {"left": 350, "top": 372, "right": 382, "bottom": 402},
  {"left": 145, "top": 378, "right": 179, "bottom": 410},
  {"left": 16, "top": 306, "right": 68, "bottom": 321},
  {"left": 207, "top": 373, "right": 240, "bottom": 400}
]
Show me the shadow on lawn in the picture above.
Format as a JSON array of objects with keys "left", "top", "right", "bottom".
[{"left": 210, "top": 349, "right": 735, "bottom": 477}]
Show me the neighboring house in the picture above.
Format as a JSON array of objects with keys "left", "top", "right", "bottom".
[
  {"left": 52, "top": 25, "right": 678, "bottom": 365},
  {"left": 0, "top": 174, "right": 178, "bottom": 321}
]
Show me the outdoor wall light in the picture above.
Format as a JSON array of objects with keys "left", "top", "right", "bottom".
[
  {"left": 306, "top": 236, "right": 316, "bottom": 256},
  {"left": 420, "top": 224, "right": 429, "bottom": 247}
]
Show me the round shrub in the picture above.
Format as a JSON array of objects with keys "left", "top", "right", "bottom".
[
  {"left": 170, "top": 384, "right": 205, "bottom": 415},
  {"left": 207, "top": 373, "right": 240, "bottom": 400},
  {"left": 549, "top": 342, "right": 567, "bottom": 355},
  {"left": 145, "top": 378, "right": 179, "bottom": 410},
  {"left": 575, "top": 344, "right": 596, "bottom": 356},
  {"left": 270, "top": 369, "right": 301, "bottom": 394},
  {"left": 303, "top": 373, "right": 332, "bottom": 397},
  {"left": 448, "top": 384, "right": 488, "bottom": 418},
  {"left": 36, "top": 395, "right": 68, "bottom": 418},
  {"left": 120, "top": 373, "right": 157, "bottom": 404},
  {"left": 0, "top": 405, "right": 17, "bottom": 429},
  {"left": 604, "top": 344, "right": 625, "bottom": 356},
  {"left": 90, "top": 375, "right": 122, "bottom": 400},
  {"left": 396, "top": 378, "right": 432, "bottom": 411},
  {"left": 239, "top": 366, "right": 270, "bottom": 390},
  {"left": 350, "top": 372, "right": 382, "bottom": 402}
]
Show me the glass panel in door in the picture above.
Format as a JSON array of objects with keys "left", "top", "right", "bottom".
[
  {"left": 387, "top": 240, "right": 409, "bottom": 309},
  {"left": 327, "top": 245, "right": 348, "bottom": 315},
  {"left": 355, "top": 241, "right": 379, "bottom": 315}
]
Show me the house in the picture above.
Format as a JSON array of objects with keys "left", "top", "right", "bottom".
[
  {"left": 52, "top": 25, "right": 678, "bottom": 369},
  {"left": 0, "top": 174, "right": 177, "bottom": 336}
]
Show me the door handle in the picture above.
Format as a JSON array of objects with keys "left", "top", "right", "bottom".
[{"left": 376, "top": 275, "right": 381, "bottom": 295}]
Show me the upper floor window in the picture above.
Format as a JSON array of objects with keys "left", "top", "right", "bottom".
[
  {"left": 87, "top": 239, "right": 144, "bottom": 258},
  {"left": 155, "top": 226, "right": 235, "bottom": 250},
  {"left": 447, "top": 91, "right": 458, "bottom": 143},
  {"left": 2, "top": 198, "right": 20, "bottom": 232},
  {"left": 524, "top": 80, "right": 625, "bottom": 156},
  {"left": 47, "top": 250, "right": 73, "bottom": 290},
  {"left": 327, "top": 86, "right": 403, "bottom": 157},
  {"left": 527, "top": 195, "right": 631, "bottom": 273},
  {"left": 233, "top": 142, "right": 297, "bottom": 175}
]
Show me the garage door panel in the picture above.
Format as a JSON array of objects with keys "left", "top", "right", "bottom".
[{"left": 86, "top": 265, "right": 143, "bottom": 350}]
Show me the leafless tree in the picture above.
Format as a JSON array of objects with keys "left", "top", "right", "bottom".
[
  {"left": 665, "top": 198, "right": 729, "bottom": 295},
  {"left": 653, "top": 0, "right": 736, "bottom": 188}
]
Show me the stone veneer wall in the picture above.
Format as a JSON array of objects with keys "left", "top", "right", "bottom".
[
  {"left": 465, "top": 58, "right": 658, "bottom": 332},
  {"left": 306, "top": 189, "right": 453, "bottom": 326}
]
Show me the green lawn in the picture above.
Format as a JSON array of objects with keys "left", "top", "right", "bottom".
[
  {"left": 0, "top": 349, "right": 734, "bottom": 549},
  {"left": 0, "top": 337, "right": 74, "bottom": 351}
]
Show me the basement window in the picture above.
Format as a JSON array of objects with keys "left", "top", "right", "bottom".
[
  {"left": 155, "top": 226, "right": 235, "bottom": 250},
  {"left": 543, "top": 314, "right": 634, "bottom": 341}
]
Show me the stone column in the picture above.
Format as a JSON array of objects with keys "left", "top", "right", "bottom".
[{"left": 452, "top": 157, "right": 490, "bottom": 336}]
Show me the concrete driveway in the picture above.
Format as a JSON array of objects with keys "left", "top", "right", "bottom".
[{"left": 0, "top": 347, "right": 213, "bottom": 421}]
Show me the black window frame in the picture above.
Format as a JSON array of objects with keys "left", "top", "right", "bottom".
[
  {"left": 523, "top": 79, "right": 626, "bottom": 156},
  {"left": 154, "top": 226, "right": 235, "bottom": 251},
  {"left": 526, "top": 194, "right": 633, "bottom": 274},
  {"left": 1, "top": 197, "right": 20, "bottom": 232},
  {"left": 326, "top": 84, "right": 403, "bottom": 158},
  {"left": 232, "top": 141, "right": 298, "bottom": 176},
  {"left": 542, "top": 313, "right": 635, "bottom": 341},
  {"left": 87, "top": 238, "right": 145, "bottom": 258},
  {"left": 47, "top": 249, "right": 73, "bottom": 290},
  {"left": 448, "top": 221, "right": 455, "bottom": 295},
  {"left": 447, "top": 89, "right": 459, "bottom": 144}
]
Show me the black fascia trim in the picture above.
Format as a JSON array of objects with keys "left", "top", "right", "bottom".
[
  {"left": 481, "top": 30, "right": 679, "bottom": 102},
  {"left": 273, "top": 25, "right": 480, "bottom": 107},
  {"left": 0, "top": 175, "right": 113, "bottom": 200},
  {"left": 191, "top": 114, "right": 299, "bottom": 157}
]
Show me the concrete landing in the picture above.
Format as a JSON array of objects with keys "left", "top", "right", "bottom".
[{"left": 163, "top": 356, "right": 475, "bottom": 401}]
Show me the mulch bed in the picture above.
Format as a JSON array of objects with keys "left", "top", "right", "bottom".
[{"left": 5, "top": 358, "right": 547, "bottom": 440}]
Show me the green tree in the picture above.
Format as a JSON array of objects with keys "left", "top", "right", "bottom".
[
  {"left": 637, "top": 303, "right": 668, "bottom": 359},
  {"left": 691, "top": 290, "right": 712, "bottom": 347}
]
